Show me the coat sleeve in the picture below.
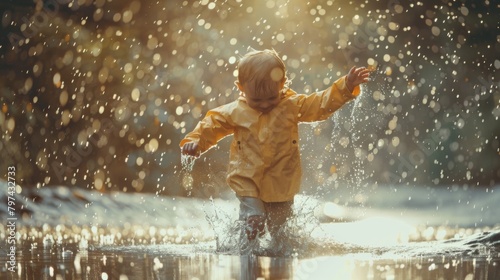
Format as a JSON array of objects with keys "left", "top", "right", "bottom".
[
  {"left": 180, "top": 106, "right": 234, "bottom": 154},
  {"left": 295, "top": 76, "right": 359, "bottom": 122}
]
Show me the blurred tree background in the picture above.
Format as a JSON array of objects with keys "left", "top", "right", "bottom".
[{"left": 0, "top": 0, "right": 498, "bottom": 196}]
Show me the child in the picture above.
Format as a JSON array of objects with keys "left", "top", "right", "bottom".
[{"left": 180, "top": 49, "right": 370, "bottom": 248}]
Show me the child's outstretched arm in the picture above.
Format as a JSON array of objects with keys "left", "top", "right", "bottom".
[
  {"left": 179, "top": 107, "right": 235, "bottom": 158},
  {"left": 346, "top": 66, "right": 371, "bottom": 93}
]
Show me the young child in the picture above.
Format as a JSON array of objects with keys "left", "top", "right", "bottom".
[{"left": 180, "top": 49, "right": 370, "bottom": 248}]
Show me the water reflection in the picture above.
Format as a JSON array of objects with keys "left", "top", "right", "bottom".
[{"left": 3, "top": 246, "right": 499, "bottom": 280}]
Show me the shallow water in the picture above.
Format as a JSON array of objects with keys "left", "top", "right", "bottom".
[
  {"left": 1, "top": 183, "right": 500, "bottom": 279},
  {"left": 1, "top": 236, "right": 499, "bottom": 280}
]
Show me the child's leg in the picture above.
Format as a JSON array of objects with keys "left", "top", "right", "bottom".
[
  {"left": 264, "top": 200, "right": 294, "bottom": 238},
  {"left": 237, "top": 196, "right": 266, "bottom": 240}
]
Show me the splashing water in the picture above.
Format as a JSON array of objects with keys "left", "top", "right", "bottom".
[
  {"left": 349, "top": 67, "right": 393, "bottom": 165},
  {"left": 204, "top": 198, "right": 242, "bottom": 255},
  {"left": 204, "top": 195, "right": 324, "bottom": 258},
  {"left": 181, "top": 154, "right": 197, "bottom": 193},
  {"left": 326, "top": 68, "right": 396, "bottom": 210},
  {"left": 181, "top": 154, "right": 197, "bottom": 172}
]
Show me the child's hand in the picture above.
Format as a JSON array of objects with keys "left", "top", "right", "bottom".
[
  {"left": 346, "top": 66, "right": 371, "bottom": 92},
  {"left": 181, "top": 142, "right": 199, "bottom": 157}
]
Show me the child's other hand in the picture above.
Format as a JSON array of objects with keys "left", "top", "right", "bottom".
[
  {"left": 181, "top": 142, "right": 199, "bottom": 157},
  {"left": 346, "top": 66, "right": 371, "bottom": 92}
]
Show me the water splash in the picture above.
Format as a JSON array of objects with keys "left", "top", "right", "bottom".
[
  {"left": 349, "top": 67, "right": 394, "bottom": 144},
  {"left": 181, "top": 154, "right": 197, "bottom": 172},
  {"left": 204, "top": 198, "right": 242, "bottom": 255},
  {"left": 180, "top": 154, "right": 197, "bottom": 193},
  {"left": 326, "top": 69, "right": 397, "bottom": 214},
  {"left": 204, "top": 195, "right": 325, "bottom": 257}
]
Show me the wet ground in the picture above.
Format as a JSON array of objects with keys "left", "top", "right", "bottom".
[
  {"left": 1, "top": 184, "right": 500, "bottom": 279},
  {"left": 1, "top": 223, "right": 499, "bottom": 280},
  {"left": 5, "top": 249, "right": 500, "bottom": 280}
]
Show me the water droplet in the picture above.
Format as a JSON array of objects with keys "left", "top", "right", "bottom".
[
  {"left": 131, "top": 88, "right": 140, "bottom": 101},
  {"left": 53, "top": 72, "right": 61, "bottom": 88}
]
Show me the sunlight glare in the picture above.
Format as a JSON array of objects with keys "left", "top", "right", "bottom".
[
  {"left": 294, "top": 257, "right": 355, "bottom": 280},
  {"left": 315, "top": 217, "right": 416, "bottom": 246}
]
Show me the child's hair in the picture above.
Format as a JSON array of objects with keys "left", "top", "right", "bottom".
[{"left": 237, "top": 49, "right": 288, "bottom": 97}]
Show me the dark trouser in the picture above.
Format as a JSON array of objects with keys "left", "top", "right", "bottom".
[{"left": 238, "top": 196, "right": 294, "bottom": 238}]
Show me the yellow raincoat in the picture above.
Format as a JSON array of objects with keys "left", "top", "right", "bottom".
[{"left": 180, "top": 76, "right": 359, "bottom": 202}]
